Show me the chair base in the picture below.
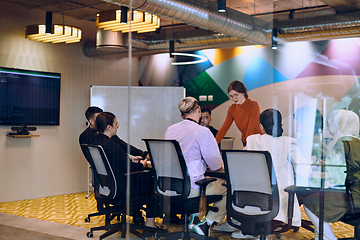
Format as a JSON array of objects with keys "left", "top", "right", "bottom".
[
  {"left": 301, "top": 219, "right": 315, "bottom": 233},
  {"left": 156, "top": 214, "right": 217, "bottom": 240},
  {"left": 87, "top": 213, "right": 165, "bottom": 240}
]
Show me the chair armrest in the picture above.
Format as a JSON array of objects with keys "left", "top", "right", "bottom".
[
  {"left": 195, "top": 177, "right": 217, "bottom": 187},
  {"left": 284, "top": 185, "right": 300, "bottom": 228},
  {"left": 284, "top": 185, "right": 301, "bottom": 194},
  {"left": 195, "top": 177, "right": 217, "bottom": 196},
  {"left": 124, "top": 170, "right": 150, "bottom": 176}
]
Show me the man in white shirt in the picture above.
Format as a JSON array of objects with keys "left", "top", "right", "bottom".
[{"left": 165, "top": 97, "right": 227, "bottom": 237}]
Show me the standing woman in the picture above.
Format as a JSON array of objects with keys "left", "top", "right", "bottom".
[{"left": 216, "top": 81, "right": 263, "bottom": 146}]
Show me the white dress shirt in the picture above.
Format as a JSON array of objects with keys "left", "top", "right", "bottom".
[
  {"left": 165, "top": 119, "right": 223, "bottom": 189},
  {"left": 246, "top": 134, "right": 312, "bottom": 226}
]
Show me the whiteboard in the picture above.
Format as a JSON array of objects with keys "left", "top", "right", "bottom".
[{"left": 90, "top": 86, "right": 185, "bottom": 151}]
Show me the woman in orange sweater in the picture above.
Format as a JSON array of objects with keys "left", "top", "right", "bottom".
[{"left": 215, "top": 81, "right": 263, "bottom": 146}]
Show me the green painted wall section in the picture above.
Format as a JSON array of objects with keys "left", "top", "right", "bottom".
[{"left": 185, "top": 71, "right": 228, "bottom": 105}]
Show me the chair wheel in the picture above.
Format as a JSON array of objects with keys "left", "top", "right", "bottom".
[
  {"left": 275, "top": 233, "right": 281, "bottom": 239},
  {"left": 85, "top": 217, "right": 90, "bottom": 222},
  {"left": 292, "top": 226, "right": 299, "bottom": 233},
  {"left": 86, "top": 232, "right": 93, "bottom": 238}
]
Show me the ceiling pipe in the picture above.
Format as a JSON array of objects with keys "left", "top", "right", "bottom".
[
  {"left": 277, "top": 10, "right": 360, "bottom": 42},
  {"left": 83, "top": 34, "right": 251, "bottom": 58},
  {"left": 82, "top": 0, "right": 360, "bottom": 58},
  {"left": 102, "top": 0, "right": 270, "bottom": 45}
]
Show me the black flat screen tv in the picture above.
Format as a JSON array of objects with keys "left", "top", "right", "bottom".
[{"left": 0, "top": 67, "right": 61, "bottom": 126}]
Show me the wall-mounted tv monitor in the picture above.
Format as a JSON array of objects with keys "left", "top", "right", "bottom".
[{"left": 0, "top": 67, "right": 61, "bottom": 126}]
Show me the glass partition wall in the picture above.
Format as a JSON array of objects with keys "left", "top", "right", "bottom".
[
  {"left": 127, "top": 0, "right": 319, "bottom": 239},
  {"left": 1, "top": 0, "right": 359, "bottom": 239},
  {"left": 124, "top": 1, "right": 360, "bottom": 239}
]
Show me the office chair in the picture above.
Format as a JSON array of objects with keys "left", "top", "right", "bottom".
[
  {"left": 222, "top": 150, "right": 297, "bottom": 240},
  {"left": 287, "top": 138, "right": 360, "bottom": 240},
  {"left": 81, "top": 144, "right": 161, "bottom": 239},
  {"left": 80, "top": 144, "right": 102, "bottom": 220},
  {"left": 143, "top": 139, "right": 223, "bottom": 240},
  {"left": 337, "top": 138, "right": 360, "bottom": 240}
]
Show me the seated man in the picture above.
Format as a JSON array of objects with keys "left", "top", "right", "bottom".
[
  {"left": 79, "top": 106, "right": 148, "bottom": 159},
  {"left": 79, "top": 106, "right": 103, "bottom": 145},
  {"left": 165, "top": 97, "right": 227, "bottom": 237},
  {"left": 200, "top": 107, "right": 218, "bottom": 137},
  {"left": 201, "top": 107, "right": 221, "bottom": 149},
  {"left": 93, "top": 112, "right": 159, "bottom": 228}
]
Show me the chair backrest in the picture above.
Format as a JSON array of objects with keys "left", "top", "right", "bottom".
[
  {"left": 143, "top": 139, "right": 191, "bottom": 203},
  {"left": 81, "top": 144, "right": 117, "bottom": 201},
  {"left": 222, "top": 150, "right": 279, "bottom": 227},
  {"left": 342, "top": 138, "right": 360, "bottom": 214}
]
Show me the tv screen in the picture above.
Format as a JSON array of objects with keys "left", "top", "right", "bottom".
[{"left": 0, "top": 67, "right": 61, "bottom": 126}]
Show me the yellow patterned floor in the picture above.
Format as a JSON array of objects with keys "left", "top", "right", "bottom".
[{"left": 0, "top": 192, "right": 354, "bottom": 239}]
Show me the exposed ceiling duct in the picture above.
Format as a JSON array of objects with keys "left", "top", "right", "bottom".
[
  {"left": 278, "top": 10, "right": 360, "bottom": 41},
  {"left": 83, "top": 34, "right": 252, "bottom": 58},
  {"left": 103, "top": 0, "right": 271, "bottom": 45},
  {"left": 82, "top": 0, "right": 360, "bottom": 58},
  {"left": 4, "top": 0, "right": 360, "bottom": 58}
]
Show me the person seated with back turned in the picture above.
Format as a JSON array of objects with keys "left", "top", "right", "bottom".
[
  {"left": 93, "top": 112, "right": 159, "bottom": 228},
  {"left": 165, "top": 97, "right": 227, "bottom": 237},
  {"left": 233, "top": 109, "right": 311, "bottom": 239},
  {"left": 79, "top": 106, "right": 148, "bottom": 159},
  {"left": 302, "top": 109, "right": 360, "bottom": 240}
]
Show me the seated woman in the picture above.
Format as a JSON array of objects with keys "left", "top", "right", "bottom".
[
  {"left": 230, "top": 108, "right": 311, "bottom": 239},
  {"left": 93, "top": 112, "right": 159, "bottom": 228},
  {"left": 303, "top": 109, "right": 360, "bottom": 240}
]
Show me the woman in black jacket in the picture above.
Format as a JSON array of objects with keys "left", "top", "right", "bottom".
[{"left": 94, "top": 112, "right": 158, "bottom": 228}]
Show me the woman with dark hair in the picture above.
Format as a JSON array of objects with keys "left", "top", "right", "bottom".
[
  {"left": 231, "top": 109, "right": 312, "bottom": 239},
  {"left": 215, "top": 81, "right": 263, "bottom": 146},
  {"left": 93, "top": 112, "right": 159, "bottom": 228}
]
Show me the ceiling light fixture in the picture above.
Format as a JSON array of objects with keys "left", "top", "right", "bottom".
[
  {"left": 25, "top": 12, "right": 82, "bottom": 44},
  {"left": 171, "top": 53, "right": 208, "bottom": 65},
  {"left": 97, "top": 9, "right": 160, "bottom": 33},
  {"left": 218, "top": 0, "right": 226, "bottom": 12}
]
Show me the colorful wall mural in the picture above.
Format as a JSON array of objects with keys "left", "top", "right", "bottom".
[{"left": 138, "top": 38, "right": 360, "bottom": 158}]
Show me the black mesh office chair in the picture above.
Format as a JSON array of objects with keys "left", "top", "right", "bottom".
[
  {"left": 81, "top": 144, "right": 161, "bottom": 240},
  {"left": 222, "top": 150, "right": 297, "bottom": 240},
  {"left": 143, "top": 139, "right": 223, "bottom": 240}
]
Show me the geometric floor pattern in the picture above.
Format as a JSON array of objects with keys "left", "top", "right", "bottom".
[{"left": 0, "top": 192, "right": 355, "bottom": 239}]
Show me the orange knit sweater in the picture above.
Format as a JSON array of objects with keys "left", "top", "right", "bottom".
[{"left": 216, "top": 99, "right": 263, "bottom": 144}]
